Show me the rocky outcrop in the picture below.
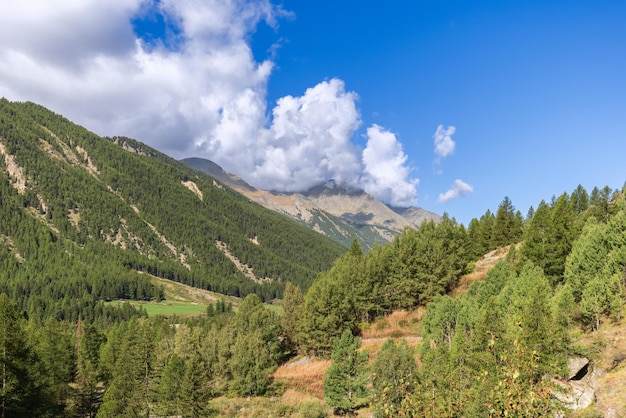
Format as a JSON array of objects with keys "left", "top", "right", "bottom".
[{"left": 554, "top": 357, "right": 601, "bottom": 411}]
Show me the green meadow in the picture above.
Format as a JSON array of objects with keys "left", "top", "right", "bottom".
[{"left": 106, "top": 300, "right": 208, "bottom": 316}]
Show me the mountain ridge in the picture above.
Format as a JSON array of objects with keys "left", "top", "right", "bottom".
[{"left": 181, "top": 157, "right": 442, "bottom": 249}]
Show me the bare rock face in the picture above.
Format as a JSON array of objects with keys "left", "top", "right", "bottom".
[
  {"left": 568, "top": 357, "right": 590, "bottom": 380},
  {"left": 554, "top": 357, "right": 601, "bottom": 411}
]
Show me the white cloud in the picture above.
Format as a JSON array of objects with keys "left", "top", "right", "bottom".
[
  {"left": 433, "top": 124, "right": 456, "bottom": 160},
  {"left": 0, "top": 1, "right": 420, "bottom": 207},
  {"left": 361, "top": 125, "right": 418, "bottom": 207},
  {"left": 0, "top": 0, "right": 276, "bottom": 156},
  {"left": 438, "top": 179, "right": 474, "bottom": 203},
  {"left": 252, "top": 78, "right": 363, "bottom": 191}
]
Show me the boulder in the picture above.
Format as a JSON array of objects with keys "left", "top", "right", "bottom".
[
  {"left": 568, "top": 356, "right": 590, "bottom": 380},
  {"left": 553, "top": 357, "right": 599, "bottom": 411}
]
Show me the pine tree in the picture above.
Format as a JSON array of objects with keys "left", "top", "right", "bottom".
[
  {"left": 72, "top": 321, "right": 106, "bottom": 418},
  {"left": 98, "top": 320, "right": 155, "bottom": 418},
  {"left": 491, "top": 196, "right": 522, "bottom": 248},
  {"left": 281, "top": 282, "right": 304, "bottom": 352},
  {"left": 323, "top": 330, "right": 368, "bottom": 415},
  {"left": 157, "top": 353, "right": 186, "bottom": 416},
  {"left": 181, "top": 352, "right": 211, "bottom": 418},
  {"left": 571, "top": 184, "right": 590, "bottom": 215},
  {"left": 0, "top": 294, "right": 52, "bottom": 417}
]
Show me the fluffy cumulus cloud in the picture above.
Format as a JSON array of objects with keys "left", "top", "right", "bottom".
[
  {"left": 438, "top": 179, "right": 474, "bottom": 203},
  {"left": 361, "top": 125, "right": 418, "bottom": 206},
  {"left": 252, "top": 78, "right": 363, "bottom": 191},
  {"left": 433, "top": 125, "right": 456, "bottom": 161},
  {"left": 0, "top": 0, "right": 420, "bottom": 206}
]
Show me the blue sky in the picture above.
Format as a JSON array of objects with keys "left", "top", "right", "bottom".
[{"left": 1, "top": 1, "right": 625, "bottom": 225}]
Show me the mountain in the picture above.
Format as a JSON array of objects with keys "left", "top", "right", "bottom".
[
  {"left": 0, "top": 99, "right": 346, "bottom": 321},
  {"left": 182, "top": 157, "right": 442, "bottom": 249}
]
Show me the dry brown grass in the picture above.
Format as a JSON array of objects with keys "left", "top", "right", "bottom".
[
  {"left": 360, "top": 309, "right": 424, "bottom": 339},
  {"left": 280, "top": 388, "right": 324, "bottom": 406},
  {"left": 272, "top": 357, "right": 331, "bottom": 399}
]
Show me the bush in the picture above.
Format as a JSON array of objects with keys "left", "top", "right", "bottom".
[
  {"left": 375, "top": 318, "right": 388, "bottom": 330},
  {"left": 298, "top": 401, "right": 328, "bottom": 418}
]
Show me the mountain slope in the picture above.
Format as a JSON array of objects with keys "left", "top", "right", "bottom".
[
  {"left": 0, "top": 99, "right": 345, "bottom": 321},
  {"left": 182, "top": 157, "right": 441, "bottom": 249}
]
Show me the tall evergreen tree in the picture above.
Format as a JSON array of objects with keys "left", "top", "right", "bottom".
[
  {"left": 156, "top": 353, "right": 186, "bottom": 417},
  {"left": 281, "top": 282, "right": 304, "bottom": 353},
  {"left": 571, "top": 184, "right": 590, "bottom": 215},
  {"left": 544, "top": 193, "right": 579, "bottom": 282},
  {"left": 323, "top": 330, "right": 368, "bottom": 415},
  {"left": 491, "top": 196, "right": 522, "bottom": 248},
  {"left": 72, "top": 321, "right": 105, "bottom": 418},
  {"left": 180, "top": 352, "right": 211, "bottom": 417},
  {"left": 0, "top": 294, "right": 53, "bottom": 417},
  {"left": 97, "top": 320, "right": 155, "bottom": 418},
  {"left": 476, "top": 210, "right": 495, "bottom": 255}
]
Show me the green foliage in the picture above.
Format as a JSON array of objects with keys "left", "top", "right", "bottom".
[
  {"left": 298, "top": 250, "right": 364, "bottom": 356},
  {"left": 410, "top": 260, "right": 571, "bottom": 417},
  {"left": 0, "top": 98, "right": 345, "bottom": 325},
  {"left": 281, "top": 282, "right": 304, "bottom": 353},
  {"left": 565, "top": 204, "right": 626, "bottom": 329},
  {"left": 520, "top": 193, "right": 583, "bottom": 284},
  {"left": 0, "top": 294, "right": 54, "bottom": 417},
  {"left": 0, "top": 99, "right": 625, "bottom": 417},
  {"left": 323, "top": 330, "right": 368, "bottom": 415},
  {"left": 180, "top": 352, "right": 212, "bottom": 417},
  {"left": 156, "top": 353, "right": 186, "bottom": 416},
  {"left": 371, "top": 340, "right": 417, "bottom": 415},
  {"left": 297, "top": 401, "right": 329, "bottom": 418},
  {"left": 98, "top": 319, "right": 156, "bottom": 417},
  {"left": 298, "top": 215, "right": 474, "bottom": 355},
  {"left": 229, "top": 294, "right": 283, "bottom": 395},
  {"left": 491, "top": 196, "right": 523, "bottom": 248}
]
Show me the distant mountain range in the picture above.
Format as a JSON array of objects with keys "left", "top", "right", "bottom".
[{"left": 182, "top": 157, "right": 442, "bottom": 249}]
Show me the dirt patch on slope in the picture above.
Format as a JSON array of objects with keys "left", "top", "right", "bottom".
[{"left": 452, "top": 245, "right": 516, "bottom": 297}]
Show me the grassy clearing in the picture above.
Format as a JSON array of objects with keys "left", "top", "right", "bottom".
[
  {"left": 360, "top": 309, "right": 424, "bottom": 339},
  {"left": 273, "top": 357, "right": 331, "bottom": 400},
  {"left": 109, "top": 275, "right": 283, "bottom": 317},
  {"left": 106, "top": 299, "right": 208, "bottom": 316},
  {"left": 210, "top": 394, "right": 331, "bottom": 417}
]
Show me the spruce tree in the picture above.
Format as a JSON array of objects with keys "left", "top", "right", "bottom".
[{"left": 181, "top": 352, "right": 211, "bottom": 418}]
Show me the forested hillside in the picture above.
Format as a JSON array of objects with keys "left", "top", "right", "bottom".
[
  {"left": 294, "top": 185, "right": 625, "bottom": 416},
  {"left": 1, "top": 99, "right": 625, "bottom": 417},
  {"left": 0, "top": 99, "right": 345, "bottom": 324}
]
